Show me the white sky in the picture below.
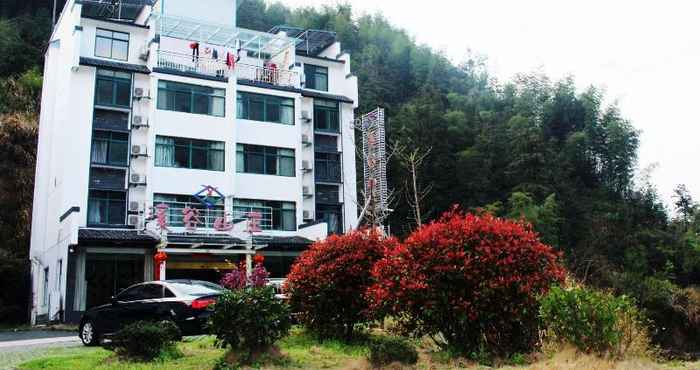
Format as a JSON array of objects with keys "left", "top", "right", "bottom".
[{"left": 283, "top": 0, "right": 700, "bottom": 209}]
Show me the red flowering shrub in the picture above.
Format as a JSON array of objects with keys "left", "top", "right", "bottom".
[
  {"left": 368, "top": 209, "right": 566, "bottom": 355},
  {"left": 286, "top": 229, "right": 398, "bottom": 339}
]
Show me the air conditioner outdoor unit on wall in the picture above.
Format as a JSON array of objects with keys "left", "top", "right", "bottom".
[
  {"left": 131, "top": 145, "right": 146, "bottom": 156},
  {"left": 133, "top": 88, "right": 149, "bottom": 99},
  {"left": 128, "top": 201, "right": 141, "bottom": 212},
  {"left": 301, "top": 160, "right": 312, "bottom": 170},
  {"left": 303, "top": 210, "right": 311, "bottom": 219},
  {"left": 132, "top": 115, "right": 147, "bottom": 127},
  {"left": 302, "top": 186, "right": 311, "bottom": 195},
  {"left": 301, "top": 110, "right": 311, "bottom": 122},
  {"left": 127, "top": 214, "right": 142, "bottom": 228},
  {"left": 301, "top": 134, "right": 311, "bottom": 144},
  {"left": 129, "top": 173, "right": 146, "bottom": 185}
]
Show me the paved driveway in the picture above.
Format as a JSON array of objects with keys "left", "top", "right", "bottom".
[{"left": 0, "top": 330, "right": 81, "bottom": 369}]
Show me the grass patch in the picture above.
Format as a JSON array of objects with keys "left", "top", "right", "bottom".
[{"left": 17, "top": 329, "right": 700, "bottom": 370}]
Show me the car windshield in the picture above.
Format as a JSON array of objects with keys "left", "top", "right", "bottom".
[{"left": 167, "top": 281, "right": 224, "bottom": 297}]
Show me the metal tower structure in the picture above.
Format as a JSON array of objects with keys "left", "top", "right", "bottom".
[{"left": 360, "top": 108, "right": 390, "bottom": 227}]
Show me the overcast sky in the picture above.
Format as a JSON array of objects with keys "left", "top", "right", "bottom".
[{"left": 283, "top": 0, "right": 700, "bottom": 209}]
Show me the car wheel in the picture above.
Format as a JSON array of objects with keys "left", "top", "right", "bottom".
[{"left": 80, "top": 320, "right": 100, "bottom": 346}]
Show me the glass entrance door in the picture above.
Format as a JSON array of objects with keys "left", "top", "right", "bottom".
[{"left": 85, "top": 253, "right": 144, "bottom": 309}]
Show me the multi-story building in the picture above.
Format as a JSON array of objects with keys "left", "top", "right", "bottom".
[{"left": 29, "top": 0, "right": 359, "bottom": 324}]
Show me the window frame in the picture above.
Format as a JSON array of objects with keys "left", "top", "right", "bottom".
[
  {"left": 94, "top": 28, "right": 130, "bottom": 61},
  {"left": 94, "top": 69, "right": 132, "bottom": 108},
  {"left": 155, "top": 135, "right": 225, "bottom": 171},
  {"left": 90, "top": 130, "right": 129, "bottom": 166},
  {"left": 313, "top": 99, "right": 340, "bottom": 133},
  {"left": 236, "top": 144, "right": 295, "bottom": 177},
  {"left": 87, "top": 189, "right": 127, "bottom": 226},
  {"left": 315, "top": 152, "right": 342, "bottom": 183},
  {"left": 233, "top": 199, "right": 297, "bottom": 231},
  {"left": 304, "top": 64, "right": 328, "bottom": 91},
  {"left": 236, "top": 91, "right": 295, "bottom": 125},
  {"left": 157, "top": 80, "right": 225, "bottom": 117}
]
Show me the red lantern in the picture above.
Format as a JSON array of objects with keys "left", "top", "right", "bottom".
[
  {"left": 253, "top": 254, "right": 265, "bottom": 265},
  {"left": 154, "top": 251, "right": 168, "bottom": 280}
]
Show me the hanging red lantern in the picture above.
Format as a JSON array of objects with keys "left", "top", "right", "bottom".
[
  {"left": 253, "top": 254, "right": 265, "bottom": 265},
  {"left": 154, "top": 250, "right": 168, "bottom": 280}
]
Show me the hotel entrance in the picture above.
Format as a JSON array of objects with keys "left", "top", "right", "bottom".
[{"left": 165, "top": 254, "right": 243, "bottom": 284}]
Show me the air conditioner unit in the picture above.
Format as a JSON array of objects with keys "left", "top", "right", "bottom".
[
  {"left": 128, "top": 201, "right": 141, "bottom": 212},
  {"left": 301, "top": 160, "right": 312, "bottom": 170},
  {"left": 132, "top": 115, "right": 147, "bottom": 127},
  {"left": 129, "top": 173, "right": 146, "bottom": 185},
  {"left": 302, "top": 186, "right": 311, "bottom": 195},
  {"left": 127, "top": 214, "right": 142, "bottom": 228},
  {"left": 133, "top": 88, "right": 148, "bottom": 99},
  {"left": 301, "top": 134, "right": 311, "bottom": 145},
  {"left": 301, "top": 110, "right": 311, "bottom": 122},
  {"left": 131, "top": 145, "right": 147, "bottom": 156},
  {"left": 303, "top": 210, "right": 311, "bottom": 220}
]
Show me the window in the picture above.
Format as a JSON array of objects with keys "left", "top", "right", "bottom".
[
  {"left": 315, "top": 184, "right": 339, "bottom": 204},
  {"left": 314, "top": 99, "right": 339, "bottom": 132},
  {"left": 236, "top": 144, "right": 295, "bottom": 176},
  {"left": 56, "top": 259, "right": 62, "bottom": 291},
  {"left": 315, "top": 134, "right": 338, "bottom": 152},
  {"left": 153, "top": 193, "right": 224, "bottom": 228},
  {"left": 304, "top": 64, "right": 328, "bottom": 91},
  {"left": 315, "top": 152, "right": 342, "bottom": 183},
  {"left": 117, "top": 285, "right": 145, "bottom": 302},
  {"left": 93, "top": 109, "right": 129, "bottom": 131},
  {"left": 91, "top": 130, "right": 129, "bottom": 166},
  {"left": 155, "top": 136, "right": 225, "bottom": 171},
  {"left": 157, "top": 80, "right": 225, "bottom": 117},
  {"left": 95, "top": 28, "right": 129, "bottom": 60},
  {"left": 87, "top": 190, "right": 126, "bottom": 225},
  {"left": 317, "top": 204, "right": 343, "bottom": 234},
  {"left": 95, "top": 69, "right": 132, "bottom": 107},
  {"left": 237, "top": 92, "right": 294, "bottom": 125},
  {"left": 43, "top": 267, "right": 49, "bottom": 305},
  {"left": 233, "top": 199, "right": 296, "bottom": 231}
]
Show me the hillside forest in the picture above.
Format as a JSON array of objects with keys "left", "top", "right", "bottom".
[{"left": 2, "top": 0, "right": 700, "bottom": 355}]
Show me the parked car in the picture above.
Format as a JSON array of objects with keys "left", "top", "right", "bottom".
[{"left": 78, "top": 279, "right": 224, "bottom": 346}]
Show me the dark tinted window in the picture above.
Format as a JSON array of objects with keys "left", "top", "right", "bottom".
[
  {"left": 117, "top": 285, "right": 144, "bottom": 301},
  {"left": 140, "top": 284, "right": 163, "bottom": 299}
]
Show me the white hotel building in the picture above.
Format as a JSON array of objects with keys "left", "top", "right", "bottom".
[{"left": 29, "top": 0, "right": 359, "bottom": 324}]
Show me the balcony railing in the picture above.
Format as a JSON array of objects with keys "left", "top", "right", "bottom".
[
  {"left": 145, "top": 201, "right": 273, "bottom": 232},
  {"left": 236, "top": 63, "right": 300, "bottom": 88},
  {"left": 156, "top": 51, "right": 300, "bottom": 88},
  {"left": 156, "top": 51, "right": 230, "bottom": 79}
]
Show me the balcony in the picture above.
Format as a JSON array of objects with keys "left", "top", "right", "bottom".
[
  {"left": 156, "top": 51, "right": 300, "bottom": 88},
  {"left": 156, "top": 51, "right": 230, "bottom": 80},
  {"left": 236, "top": 63, "right": 300, "bottom": 88},
  {"left": 142, "top": 201, "right": 273, "bottom": 233}
]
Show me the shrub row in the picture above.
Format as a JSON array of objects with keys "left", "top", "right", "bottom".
[{"left": 286, "top": 209, "right": 567, "bottom": 356}]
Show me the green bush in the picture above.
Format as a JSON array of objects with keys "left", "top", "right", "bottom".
[
  {"left": 209, "top": 286, "right": 291, "bottom": 356},
  {"left": 367, "top": 336, "right": 418, "bottom": 367},
  {"left": 539, "top": 286, "right": 647, "bottom": 356},
  {"left": 109, "top": 320, "right": 181, "bottom": 361}
]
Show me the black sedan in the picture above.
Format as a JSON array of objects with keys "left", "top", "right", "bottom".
[{"left": 79, "top": 279, "right": 224, "bottom": 346}]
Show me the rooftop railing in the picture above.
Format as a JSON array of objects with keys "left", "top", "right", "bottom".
[
  {"left": 156, "top": 51, "right": 230, "bottom": 79},
  {"left": 236, "top": 63, "right": 300, "bottom": 88}
]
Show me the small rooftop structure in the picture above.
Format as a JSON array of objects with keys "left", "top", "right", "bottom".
[{"left": 268, "top": 26, "right": 337, "bottom": 56}]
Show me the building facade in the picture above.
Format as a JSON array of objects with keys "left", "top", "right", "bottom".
[{"left": 29, "top": 0, "right": 359, "bottom": 324}]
